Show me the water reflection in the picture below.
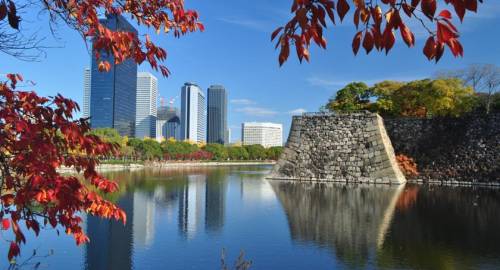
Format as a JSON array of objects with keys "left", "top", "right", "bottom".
[
  {"left": 45, "top": 167, "right": 500, "bottom": 270},
  {"left": 378, "top": 185, "right": 500, "bottom": 270},
  {"left": 271, "top": 181, "right": 500, "bottom": 269},
  {"left": 84, "top": 168, "right": 231, "bottom": 270},
  {"left": 271, "top": 181, "right": 404, "bottom": 268}
]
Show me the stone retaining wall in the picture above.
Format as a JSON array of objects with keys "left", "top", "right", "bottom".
[
  {"left": 269, "top": 112, "right": 406, "bottom": 184},
  {"left": 384, "top": 112, "right": 500, "bottom": 183}
]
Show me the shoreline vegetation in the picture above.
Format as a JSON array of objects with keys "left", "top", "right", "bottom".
[{"left": 58, "top": 160, "right": 276, "bottom": 174}]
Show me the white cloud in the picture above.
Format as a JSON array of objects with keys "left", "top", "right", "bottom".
[
  {"left": 289, "top": 108, "right": 307, "bottom": 115},
  {"left": 230, "top": 98, "right": 256, "bottom": 105},
  {"left": 235, "top": 106, "right": 278, "bottom": 117}
]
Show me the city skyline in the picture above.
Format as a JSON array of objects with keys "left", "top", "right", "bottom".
[{"left": 4, "top": 1, "right": 499, "bottom": 142}]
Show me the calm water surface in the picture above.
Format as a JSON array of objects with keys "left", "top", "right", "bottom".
[{"left": 2, "top": 166, "right": 500, "bottom": 269}]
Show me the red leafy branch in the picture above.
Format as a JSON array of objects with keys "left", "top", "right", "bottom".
[
  {"left": 0, "top": 0, "right": 204, "bottom": 77},
  {"left": 273, "top": 0, "right": 482, "bottom": 65},
  {"left": 1, "top": 74, "right": 125, "bottom": 261}
]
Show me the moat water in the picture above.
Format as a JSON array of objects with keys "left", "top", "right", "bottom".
[{"left": 2, "top": 165, "right": 500, "bottom": 269}]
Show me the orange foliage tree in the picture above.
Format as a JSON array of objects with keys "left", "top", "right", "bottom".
[
  {"left": 0, "top": 75, "right": 125, "bottom": 261},
  {"left": 273, "top": 0, "right": 483, "bottom": 65}
]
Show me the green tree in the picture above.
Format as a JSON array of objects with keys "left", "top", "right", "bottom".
[
  {"left": 203, "top": 144, "right": 229, "bottom": 161},
  {"left": 369, "top": 81, "right": 405, "bottom": 115},
  {"left": 161, "top": 139, "right": 199, "bottom": 159},
  {"left": 266, "top": 146, "right": 284, "bottom": 160},
  {"left": 227, "top": 146, "right": 249, "bottom": 160},
  {"left": 128, "top": 138, "right": 162, "bottom": 160},
  {"left": 390, "top": 79, "right": 475, "bottom": 117},
  {"left": 244, "top": 145, "right": 267, "bottom": 160},
  {"left": 326, "top": 82, "right": 371, "bottom": 112}
]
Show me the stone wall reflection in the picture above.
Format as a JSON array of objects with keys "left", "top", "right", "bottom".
[
  {"left": 378, "top": 185, "right": 500, "bottom": 269},
  {"left": 271, "top": 181, "right": 403, "bottom": 267}
]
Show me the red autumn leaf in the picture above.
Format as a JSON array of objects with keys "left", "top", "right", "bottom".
[
  {"left": 0, "top": 2, "right": 7, "bottom": 20},
  {"left": 465, "top": 0, "right": 478, "bottom": 12},
  {"left": 423, "top": 36, "right": 437, "bottom": 60},
  {"left": 362, "top": 31, "right": 374, "bottom": 54},
  {"left": 421, "top": 0, "right": 437, "bottom": 19},
  {"left": 446, "top": 38, "right": 464, "bottom": 57},
  {"left": 279, "top": 39, "right": 290, "bottom": 66},
  {"left": 1, "top": 219, "right": 10, "bottom": 230},
  {"left": 8, "top": 242, "right": 20, "bottom": 261},
  {"left": 438, "top": 9, "right": 452, "bottom": 19},
  {"left": 271, "top": 27, "right": 283, "bottom": 41},
  {"left": 7, "top": 0, "right": 19, "bottom": 29},
  {"left": 402, "top": 4, "right": 413, "bottom": 17},
  {"left": 352, "top": 31, "right": 363, "bottom": 55},
  {"left": 451, "top": 0, "right": 466, "bottom": 21},
  {"left": 383, "top": 28, "right": 396, "bottom": 54},
  {"left": 337, "top": 0, "right": 350, "bottom": 22},
  {"left": 400, "top": 23, "right": 415, "bottom": 47},
  {"left": 435, "top": 42, "right": 445, "bottom": 62},
  {"left": 353, "top": 8, "right": 360, "bottom": 28},
  {"left": 437, "top": 21, "right": 457, "bottom": 43}
]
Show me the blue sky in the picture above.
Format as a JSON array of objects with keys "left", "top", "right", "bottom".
[{"left": 1, "top": 0, "right": 500, "bottom": 142}]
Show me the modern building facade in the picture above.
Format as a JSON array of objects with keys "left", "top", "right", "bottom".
[
  {"left": 207, "top": 85, "right": 228, "bottom": 144},
  {"left": 135, "top": 72, "right": 158, "bottom": 138},
  {"left": 156, "top": 106, "right": 181, "bottom": 141},
  {"left": 90, "top": 14, "right": 138, "bottom": 137},
  {"left": 242, "top": 122, "right": 283, "bottom": 147},
  {"left": 83, "top": 68, "right": 91, "bottom": 119},
  {"left": 180, "top": 83, "right": 206, "bottom": 143}
]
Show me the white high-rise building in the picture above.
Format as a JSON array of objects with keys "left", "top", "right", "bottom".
[
  {"left": 242, "top": 122, "right": 283, "bottom": 147},
  {"left": 135, "top": 72, "right": 158, "bottom": 138},
  {"left": 181, "top": 83, "right": 206, "bottom": 143},
  {"left": 83, "top": 68, "right": 91, "bottom": 119}
]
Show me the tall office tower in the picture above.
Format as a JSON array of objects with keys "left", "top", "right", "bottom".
[
  {"left": 180, "top": 83, "right": 206, "bottom": 143},
  {"left": 225, "top": 128, "right": 231, "bottom": 144},
  {"left": 156, "top": 106, "right": 181, "bottom": 141},
  {"left": 241, "top": 122, "right": 283, "bottom": 147},
  {"left": 135, "top": 72, "right": 158, "bottom": 138},
  {"left": 207, "top": 85, "right": 228, "bottom": 144},
  {"left": 83, "top": 68, "right": 91, "bottom": 119},
  {"left": 90, "top": 14, "right": 137, "bottom": 137}
]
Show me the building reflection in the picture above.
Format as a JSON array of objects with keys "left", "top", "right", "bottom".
[
  {"left": 84, "top": 169, "right": 230, "bottom": 267},
  {"left": 205, "top": 171, "right": 228, "bottom": 234},
  {"left": 270, "top": 181, "right": 404, "bottom": 268},
  {"left": 178, "top": 175, "right": 206, "bottom": 239},
  {"left": 85, "top": 194, "right": 134, "bottom": 270}
]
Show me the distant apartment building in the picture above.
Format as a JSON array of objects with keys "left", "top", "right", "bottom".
[
  {"left": 180, "top": 83, "right": 206, "bottom": 143},
  {"left": 83, "top": 68, "right": 91, "bottom": 119},
  {"left": 207, "top": 85, "right": 228, "bottom": 144},
  {"left": 135, "top": 72, "right": 158, "bottom": 138},
  {"left": 156, "top": 106, "right": 181, "bottom": 141},
  {"left": 90, "top": 14, "right": 137, "bottom": 137},
  {"left": 242, "top": 122, "right": 283, "bottom": 147}
]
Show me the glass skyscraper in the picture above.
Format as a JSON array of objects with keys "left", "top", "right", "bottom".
[
  {"left": 135, "top": 72, "right": 157, "bottom": 138},
  {"left": 156, "top": 106, "right": 181, "bottom": 140},
  {"left": 83, "top": 68, "right": 91, "bottom": 119},
  {"left": 180, "top": 83, "right": 206, "bottom": 143},
  {"left": 90, "top": 14, "right": 138, "bottom": 137},
  {"left": 207, "top": 85, "right": 228, "bottom": 144}
]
